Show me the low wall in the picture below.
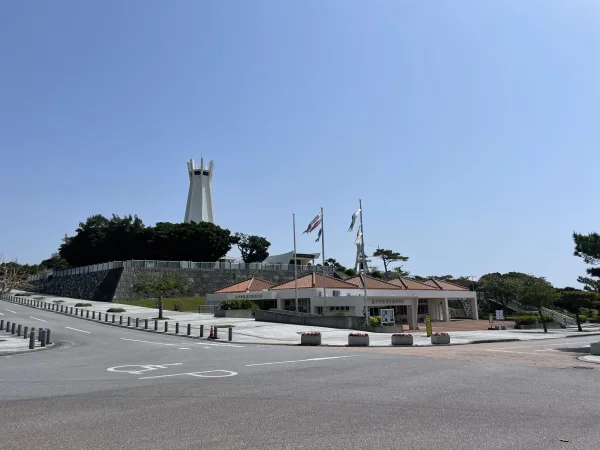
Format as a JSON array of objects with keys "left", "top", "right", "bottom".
[
  {"left": 29, "top": 268, "right": 123, "bottom": 302},
  {"left": 255, "top": 309, "right": 366, "bottom": 330},
  {"left": 214, "top": 310, "right": 255, "bottom": 318}
]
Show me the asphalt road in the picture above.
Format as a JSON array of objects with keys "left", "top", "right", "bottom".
[{"left": 2, "top": 300, "right": 600, "bottom": 450}]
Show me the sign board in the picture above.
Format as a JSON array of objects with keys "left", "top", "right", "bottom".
[
  {"left": 380, "top": 309, "right": 395, "bottom": 326},
  {"left": 495, "top": 310, "right": 504, "bottom": 321},
  {"left": 370, "top": 298, "right": 412, "bottom": 306},
  {"left": 425, "top": 314, "right": 432, "bottom": 337}
]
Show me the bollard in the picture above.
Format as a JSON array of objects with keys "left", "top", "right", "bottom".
[
  {"left": 11, "top": 322, "right": 16, "bottom": 334},
  {"left": 175, "top": 322, "right": 179, "bottom": 334},
  {"left": 135, "top": 318, "right": 139, "bottom": 328},
  {"left": 23, "top": 326, "right": 28, "bottom": 339},
  {"left": 29, "top": 330, "right": 35, "bottom": 349},
  {"left": 127, "top": 317, "right": 131, "bottom": 327},
  {"left": 75, "top": 308, "right": 78, "bottom": 316},
  {"left": 86, "top": 310, "right": 90, "bottom": 318},
  {"left": 17, "top": 324, "right": 22, "bottom": 337},
  {"left": 40, "top": 329, "right": 46, "bottom": 347},
  {"left": 200, "top": 324, "right": 204, "bottom": 337},
  {"left": 5, "top": 321, "right": 9, "bottom": 332},
  {"left": 112, "top": 315, "right": 115, "bottom": 324},
  {"left": 38, "top": 328, "right": 43, "bottom": 342},
  {"left": 0, "top": 319, "right": 3, "bottom": 330},
  {"left": 52, "top": 304, "right": 55, "bottom": 311},
  {"left": 187, "top": 323, "right": 191, "bottom": 336},
  {"left": 92, "top": 311, "right": 96, "bottom": 320},
  {"left": 105, "top": 314, "right": 108, "bottom": 322},
  {"left": 145, "top": 319, "right": 148, "bottom": 329},
  {"left": 46, "top": 329, "right": 51, "bottom": 344},
  {"left": 214, "top": 326, "right": 218, "bottom": 339},
  {"left": 164, "top": 322, "right": 168, "bottom": 333},
  {"left": 81, "top": 309, "right": 84, "bottom": 317},
  {"left": 228, "top": 327, "right": 233, "bottom": 341},
  {"left": 61, "top": 305, "right": 64, "bottom": 313},
  {"left": 70, "top": 307, "right": 73, "bottom": 314},
  {"left": 154, "top": 320, "right": 158, "bottom": 331},
  {"left": 119, "top": 316, "right": 123, "bottom": 325}
]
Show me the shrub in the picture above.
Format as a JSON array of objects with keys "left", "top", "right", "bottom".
[
  {"left": 107, "top": 307, "right": 125, "bottom": 313},
  {"left": 15, "top": 293, "right": 31, "bottom": 297},
  {"left": 53, "top": 300, "right": 65, "bottom": 304},
  {"left": 369, "top": 316, "right": 381, "bottom": 327},
  {"left": 75, "top": 303, "right": 92, "bottom": 307},
  {"left": 515, "top": 315, "right": 537, "bottom": 326},
  {"left": 578, "top": 314, "right": 588, "bottom": 323},
  {"left": 432, "top": 332, "right": 449, "bottom": 336},
  {"left": 349, "top": 333, "right": 368, "bottom": 337},
  {"left": 217, "top": 324, "right": 234, "bottom": 328},
  {"left": 332, "top": 311, "right": 345, "bottom": 317},
  {"left": 392, "top": 333, "right": 412, "bottom": 337},
  {"left": 220, "top": 299, "right": 259, "bottom": 310},
  {"left": 302, "top": 331, "right": 321, "bottom": 336}
]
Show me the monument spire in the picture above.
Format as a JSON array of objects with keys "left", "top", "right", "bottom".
[{"left": 184, "top": 158, "right": 215, "bottom": 224}]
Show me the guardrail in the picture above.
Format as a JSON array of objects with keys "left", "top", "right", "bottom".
[
  {"left": 28, "top": 260, "right": 334, "bottom": 281},
  {"left": 0, "top": 293, "right": 235, "bottom": 342}
]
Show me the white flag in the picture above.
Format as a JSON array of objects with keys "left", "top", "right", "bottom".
[
  {"left": 355, "top": 224, "right": 363, "bottom": 243},
  {"left": 348, "top": 208, "right": 361, "bottom": 232}
]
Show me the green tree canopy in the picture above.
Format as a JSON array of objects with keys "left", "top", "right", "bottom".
[
  {"left": 58, "top": 214, "right": 238, "bottom": 266},
  {"left": 520, "top": 276, "right": 558, "bottom": 333},
  {"left": 392, "top": 266, "right": 410, "bottom": 276},
  {"left": 39, "top": 253, "right": 71, "bottom": 271},
  {"left": 477, "top": 272, "right": 534, "bottom": 310},
  {"left": 372, "top": 248, "right": 409, "bottom": 273},
  {"left": 234, "top": 233, "right": 271, "bottom": 263},
  {"left": 325, "top": 258, "right": 347, "bottom": 272},
  {"left": 573, "top": 232, "right": 600, "bottom": 291},
  {"left": 133, "top": 271, "right": 189, "bottom": 319},
  {"left": 555, "top": 290, "right": 600, "bottom": 331}
]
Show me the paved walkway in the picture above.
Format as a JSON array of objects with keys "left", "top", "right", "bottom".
[
  {"left": 5, "top": 291, "right": 600, "bottom": 347},
  {"left": 0, "top": 330, "right": 47, "bottom": 354}
]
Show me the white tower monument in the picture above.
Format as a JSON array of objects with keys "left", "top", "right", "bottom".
[{"left": 184, "top": 158, "right": 215, "bottom": 224}]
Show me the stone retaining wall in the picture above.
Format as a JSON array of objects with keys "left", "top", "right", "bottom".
[{"left": 30, "top": 268, "right": 123, "bottom": 302}]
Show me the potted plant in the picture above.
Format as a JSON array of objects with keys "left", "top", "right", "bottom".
[
  {"left": 348, "top": 332, "right": 369, "bottom": 347},
  {"left": 431, "top": 332, "right": 450, "bottom": 345},
  {"left": 301, "top": 331, "right": 322, "bottom": 346},
  {"left": 391, "top": 333, "right": 413, "bottom": 346}
]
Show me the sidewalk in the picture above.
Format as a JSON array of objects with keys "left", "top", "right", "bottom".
[
  {"left": 0, "top": 331, "right": 48, "bottom": 355},
  {"left": 6, "top": 291, "right": 600, "bottom": 347}
]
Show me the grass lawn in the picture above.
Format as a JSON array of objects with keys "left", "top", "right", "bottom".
[{"left": 122, "top": 297, "right": 206, "bottom": 312}]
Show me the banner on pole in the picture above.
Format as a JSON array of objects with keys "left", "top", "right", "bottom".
[{"left": 425, "top": 314, "right": 432, "bottom": 337}]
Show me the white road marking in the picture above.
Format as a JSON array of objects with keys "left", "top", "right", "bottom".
[
  {"left": 65, "top": 327, "right": 90, "bottom": 334},
  {"left": 199, "top": 342, "right": 245, "bottom": 348},
  {"left": 6, "top": 309, "right": 16, "bottom": 313},
  {"left": 120, "top": 338, "right": 187, "bottom": 348},
  {"left": 139, "top": 370, "right": 238, "bottom": 380},
  {"left": 29, "top": 316, "right": 47, "bottom": 322},
  {"left": 486, "top": 350, "right": 547, "bottom": 355},
  {"left": 246, "top": 356, "right": 354, "bottom": 367},
  {"left": 178, "top": 348, "right": 189, "bottom": 350},
  {"left": 0, "top": 312, "right": 3, "bottom": 315},
  {"left": 108, "top": 363, "right": 182, "bottom": 375}
]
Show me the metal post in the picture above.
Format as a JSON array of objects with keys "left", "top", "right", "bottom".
[
  {"left": 228, "top": 327, "right": 232, "bottom": 341},
  {"left": 38, "top": 328, "right": 43, "bottom": 342},
  {"left": 145, "top": 318, "right": 148, "bottom": 329},
  {"left": 29, "top": 331, "right": 35, "bottom": 349},
  {"left": 112, "top": 315, "right": 115, "bottom": 323},
  {"left": 11, "top": 323, "right": 15, "bottom": 334},
  {"left": 75, "top": 308, "right": 78, "bottom": 316},
  {"left": 358, "top": 199, "right": 370, "bottom": 322},
  {"left": 70, "top": 307, "right": 73, "bottom": 314},
  {"left": 86, "top": 310, "right": 90, "bottom": 318},
  {"left": 61, "top": 305, "right": 64, "bottom": 313},
  {"left": 320, "top": 206, "right": 327, "bottom": 311},
  {"left": 23, "top": 326, "right": 28, "bottom": 339},
  {"left": 17, "top": 324, "right": 21, "bottom": 337},
  {"left": 46, "top": 329, "right": 51, "bottom": 344},
  {"left": 214, "top": 326, "right": 218, "bottom": 339},
  {"left": 128, "top": 317, "right": 131, "bottom": 326},
  {"left": 0, "top": 319, "right": 3, "bottom": 330},
  {"left": 164, "top": 322, "right": 168, "bottom": 333},
  {"left": 187, "top": 323, "right": 191, "bottom": 335},
  {"left": 105, "top": 314, "right": 108, "bottom": 322},
  {"left": 98, "top": 312, "right": 102, "bottom": 321},
  {"left": 92, "top": 311, "right": 96, "bottom": 319},
  {"left": 293, "top": 213, "right": 299, "bottom": 311},
  {"left": 6, "top": 321, "right": 10, "bottom": 332},
  {"left": 175, "top": 322, "right": 179, "bottom": 334},
  {"left": 81, "top": 309, "right": 84, "bottom": 317},
  {"left": 135, "top": 318, "right": 139, "bottom": 328},
  {"left": 40, "top": 329, "right": 46, "bottom": 347},
  {"left": 119, "top": 316, "right": 123, "bottom": 325},
  {"left": 200, "top": 325, "right": 204, "bottom": 337},
  {"left": 154, "top": 320, "right": 158, "bottom": 331}
]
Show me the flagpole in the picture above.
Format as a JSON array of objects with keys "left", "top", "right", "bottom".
[
  {"left": 359, "top": 199, "right": 370, "bottom": 322},
  {"left": 320, "top": 207, "right": 327, "bottom": 311},
  {"left": 293, "top": 213, "right": 299, "bottom": 312}
]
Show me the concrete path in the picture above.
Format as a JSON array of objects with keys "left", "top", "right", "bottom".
[{"left": 6, "top": 291, "right": 600, "bottom": 347}]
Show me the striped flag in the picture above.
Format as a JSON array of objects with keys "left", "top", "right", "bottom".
[
  {"left": 303, "top": 213, "right": 322, "bottom": 234},
  {"left": 315, "top": 228, "right": 322, "bottom": 242},
  {"left": 348, "top": 208, "right": 361, "bottom": 232}
]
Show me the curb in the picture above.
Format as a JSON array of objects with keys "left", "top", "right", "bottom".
[{"left": 0, "top": 341, "right": 56, "bottom": 357}]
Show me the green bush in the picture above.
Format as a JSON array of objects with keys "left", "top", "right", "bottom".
[
  {"left": 515, "top": 315, "right": 537, "bottom": 326},
  {"left": 107, "top": 307, "right": 125, "bottom": 313},
  {"left": 369, "top": 316, "right": 381, "bottom": 327},
  {"left": 15, "top": 293, "right": 31, "bottom": 297},
  {"left": 332, "top": 311, "right": 345, "bottom": 317},
  {"left": 578, "top": 314, "right": 588, "bottom": 323},
  {"left": 540, "top": 315, "right": 554, "bottom": 323},
  {"left": 220, "top": 299, "right": 259, "bottom": 310},
  {"left": 75, "top": 303, "right": 92, "bottom": 307},
  {"left": 52, "top": 300, "right": 65, "bottom": 304}
]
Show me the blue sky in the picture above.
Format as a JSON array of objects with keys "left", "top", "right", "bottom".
[{"left": 1, "top": 1, "right": 599, "bottom": 287}]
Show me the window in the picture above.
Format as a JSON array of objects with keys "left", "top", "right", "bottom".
[{"left": 316, "top": 306, "right": 323, "bottom": 315}]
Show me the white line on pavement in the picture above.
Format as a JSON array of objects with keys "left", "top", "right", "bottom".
[
  {"left": 485, "top": 350, "right": 545, "bottom": 355},
  {"left": 0, "top": 312, "right": 3, "bottom": 315},
  {"left": 30, "top": 316, "right": 47, "bottom": 322},
  {"left": 65, "top": 327, "right": 90, "bottom": 334},
  {"left": 198, "top": 342, "right": 245, "bottom": 348},
  {"left": 246, "top": 356, "right": 354, "bottom": 367},
  {"left": 6, "top": 309, "right": 16, "bottom": 313},
  {"left": 120, "top": 338, "right": 179, "bottom": 347}
]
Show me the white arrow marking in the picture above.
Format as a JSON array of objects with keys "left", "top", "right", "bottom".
[
  {"left": 139, "top": 370, "right": 238, "bottom": 380},
  {"left": 246, "top": 356, "right": 354, "bottom": 367}
]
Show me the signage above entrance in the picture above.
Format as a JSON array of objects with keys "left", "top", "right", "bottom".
[{"left": 370, "top": 298, "right": 413, "bottom": 306}]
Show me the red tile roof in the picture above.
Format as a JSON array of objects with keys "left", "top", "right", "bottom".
[
  {"left": 424, "top": 279, "right": 469, "bottom": 291},
  {"left": 386, "top": 277, "right": 438, "bottom": 290},
  {"left": 215, "top": 277, "right": 276, "bottom": 294},
  {"left": 344, "top": 275, "right": 403, "bottom": 290},
  {"left": 271, "top": 273, "right": 358, "bottom": 290}
]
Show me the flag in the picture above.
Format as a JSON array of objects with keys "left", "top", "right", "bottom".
[
  {"left": 303, "top": 213, "right": 321, "bottom": 234},
  {"left": 348, "top": 208, "right": 361, "bottom": 232},
  {"left": 315, "top": 228, "right": 322, "bottom": 242},
  {"left": 355, "top": 224, "right": 363, "bottom": 243}
]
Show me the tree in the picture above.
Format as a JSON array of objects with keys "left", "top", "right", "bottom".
[
  {"left": 0, "top": 255, "right": 34, "bottom": 295},
  {"left": 555, "top": 290, "right": 600, "bottom": 332},
  {"left": 573, "top": 232, "right": 600, "bottom": 291},
  {"left": 234, "top": 233, "right": 271, "bottom": 263},
  {"left": 39, "top": 253, "right": 70, "bottom": 271},
  {"left": 392, "top": 266, "right": 410, "bottom": 276},
  {"left": 325, "top": 258, "right": 347, "bottom": 272},
  {"left": 477, "top": 272, "right": 533, "bottom": 311},
  {"left": 133, "top": 271, "right": 189, "bottom": 319},
  {"left": 372, "top": 248, "right": 409, "bottom": 273},
  {"left": 520, "top": 277, "right": 559, "bottom": 333},
  {"left": 344, "top": 268, "right": 357, "bottom": 277},
  {"left": 432, "top": 275, "right": 454, "bottom": 281}
]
